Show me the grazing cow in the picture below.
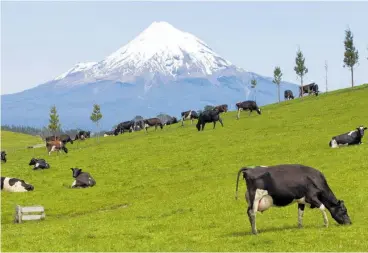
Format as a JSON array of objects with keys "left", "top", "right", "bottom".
[
  {"left": 29, "top": 158, "right": 50, "bottom": 170},
  {"left": 214, "top": 104, "right": 228, "bottom": 113},
  {"left": 1, "top": 177, "right": 34, "bottom": 192},
  {"left": 1, "top": 151, "right": 7, "bottom": 163},
  {"left": 165, "top": 117, "right": 178, "bottom": 126},
  {"left": 329, "top": 126, "right": 367, "bottom": 148},
  {"left": 235, "top": 100, "right": 261, "bottom": 119},
  {"left": 104, "top": 129, "right": 119, "bottom": 137},
  {"left": 45, "top": 134, "right": 74, "bottom": 145},
  {"left": 235, "top": 164, "right": 352, "bottom": 235},
  {"left": 75, "top": 130, "right": 91, "bottom": 140},
  {"left": 284, "top": 90, "right": 294, "bottom": 100},
  {"left": 115, "top": 120, "right": 135, "bottom": 134},
  {"left": 299, "top": 83, "right": 319, "bottom": 97},
  {"left": 181, "top": 110, "right": 199, "bottom": 126},
  {"left": 143, "top": 118, "right": 164, "bottom": 132},
  {"left": 196, "top": 109, "right": 224, "bottom": 131},
  {"left": 46, "top": 140, "right": 68, "bottom": 156},
  {"left": 70, "top": 168, "right": 96, "bottom": 188}
]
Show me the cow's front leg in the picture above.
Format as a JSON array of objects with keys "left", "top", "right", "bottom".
[
  {"left": 213, "top": 121, "right": 216, "bottom": 129},
  {"left": 306, "top": 193, "right": 329, "bottom": 227},
  {"left": 298, "top": 204, "right": 305, "bottom": 228}
]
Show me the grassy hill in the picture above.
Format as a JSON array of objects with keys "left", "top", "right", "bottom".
[
  {"left": 1, "top": 84, "right": 368, "bottom": 252},
  {"left": 1, "top": 131, "right": 43, "bottom": 150}
]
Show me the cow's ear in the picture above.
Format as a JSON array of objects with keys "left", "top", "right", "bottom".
[{"left": 364, "top": 127, "right": 367, "bottom": 130}]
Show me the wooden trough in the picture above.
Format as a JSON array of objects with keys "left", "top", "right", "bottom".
[{"left": 14, "top": 205, "right": 45, "bottom": 223}]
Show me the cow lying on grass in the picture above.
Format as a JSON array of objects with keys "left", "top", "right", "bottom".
[
  {"left": 235, "top": 164, "right": 351, "bottom": 234},
  {"left": 70, "top": 168, "right": 96, "bottom": 188},
  {"left": 1, "top": 177, "right": 34, "bottom": 192},
  {"left": 329, "top": 126, "right": 367, "bottom": 148},
  {"left": 29, "top": 158, "right": 50, "bottom": 170}
]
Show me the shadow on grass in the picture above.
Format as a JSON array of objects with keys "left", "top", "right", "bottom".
[{"left": 225, "top": 224, "right": 316, "bottom": 237}]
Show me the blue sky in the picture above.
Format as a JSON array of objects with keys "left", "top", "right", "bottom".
[{"left": 1, "top": 1, "right": 367, "bottom": 95}]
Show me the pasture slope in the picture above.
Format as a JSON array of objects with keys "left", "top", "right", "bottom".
[{"left": 1, "top": 84, "right": 368, "bottom": 252}]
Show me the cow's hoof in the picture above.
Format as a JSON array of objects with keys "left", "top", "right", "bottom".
[{"left": 298, "top": 224, "right": 303, "bottom": 229}]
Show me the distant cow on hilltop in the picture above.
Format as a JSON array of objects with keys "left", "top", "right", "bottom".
[
  {"left": 235, "top": 101, "right": 261, "bottom": 119},
  {"left": 181, "top": 110, "right": 199, "bottom": 126},
  {"left": 214, "top": 104, "right": 228, "bottom": 113},
  {"left": 284, "top": 90, "right": 294, "bottom": 100}
]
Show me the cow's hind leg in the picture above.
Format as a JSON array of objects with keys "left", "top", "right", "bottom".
[
  {"left": 219, "top": 117, "right": 224, "bottom": 127},
  {"left": 298, "top": 204, "right": 305, "bottom": 228}
]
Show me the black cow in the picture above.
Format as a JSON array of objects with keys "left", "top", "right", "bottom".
[
  {"left": 143, "top": 118, "right": 164, "bottom": 132},
  {"left": 214, "top": 104, "right": 228, "bottom": 113},
  {"left": 45, "top": 134, "right": 74, "bottom": 145},
  {"left": 1, "top": 176, "right": 34, "bottom": 192},
  {"left": 284, "top": 90, "right": 294, "bottom": 100},
  {"left": 235, "top": 164, "right": 351, "bottom": 235},
  {"left": 116, "top": 121, "right": 136, "bottom": 134},
  {"left": 196, "top": 109, "right": 224, "bottom": 131},
  {"left": 75, "top": 130, "right": 91, "bottom": 140},
  {"left": 329, "top": 126, "right": 367, "bottom": 148},
  {"left": 235, "top": 100, "right": 261, "bottom": 119},
  {"left": 1, "top": 151, "right": 7, "bottom": 163},
  {"left": 299, "top": 83, "right": 319, "bottom": 97},
  {"left": 181, "top": 110, "right": 199, "bottom": 126},
  {"left": 70, "top": 168, "right": 96, "bottom": 188},
  {"left": 165, "top": 117, "right": 179, "bottom": 126},
  {"left": 29, "top": 158, "right": 50, "bottom": 170}
]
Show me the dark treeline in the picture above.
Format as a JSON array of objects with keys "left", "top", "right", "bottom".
[{"left": 1, "top": 125, "right": 84, "bottom": 139}]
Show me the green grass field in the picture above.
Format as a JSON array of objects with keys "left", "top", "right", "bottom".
[{"left": 1, "top": 84, "right": 368, "bottom": 252}]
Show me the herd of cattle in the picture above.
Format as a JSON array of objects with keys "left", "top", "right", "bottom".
[{"left": 1, "top": 83, "right": 367, "bottom": 235}]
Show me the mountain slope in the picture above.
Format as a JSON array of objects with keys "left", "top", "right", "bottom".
[
  {"left": 2, "top": 84, "right": 368, "bottom": 251},
  {"left": 1, "top": 21, "right": 300, "bottom": 129}
]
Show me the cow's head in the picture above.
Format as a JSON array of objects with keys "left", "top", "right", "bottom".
[
  {"left": 329, "top": 200, "right": 352, "bottom": 225},
  {"left": 62, "top": 147, "right": 69, "bottom": 154},
  {"left": 18, "top": 179, "right": 34, "bottom": 191},
  {"left": 1, "top": 151, "right": 7, "bottom": 163},
  {"left": 257, "top": 108, "right": 262, "bottom": 115},
  {"left": 29, "top": 158, "right": 37, "bottom": 165},
  {"left": 196, "top": 121, "right": 201, "bottom": 131},
  {"left": 357, "top": 126, "right": 367, "bottom": 137},
  {"left": 71, "top": 168, "right": 82, "bottom": 178}
]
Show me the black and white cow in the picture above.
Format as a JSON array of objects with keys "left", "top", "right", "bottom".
[
  {"left": 143, "top": 118, "right": 164, "bottom": 133},
  {"left": 235, "top": 164, "right": 351, "bottom": 235},
  {"left": 235, "top": 100, "right": 261, "bottom": 119},
  {"left": 284, "top": 90, "right": 294, "bottom": 100},
  {"left": 104, "top": 129, "right": 119, "bottom": 137},
  {"left": 181, "top": 110, "right": 199, "bottom": 126},
  {"left": 299, "top": 83, "right": 319, "bottom": 97},
  {"left": 70, "top": 168, "right": 96, "bottom": 188},
  {"left": 75, "top": 130, "right": 91, "bottom": 140},
  {"left": 329, "top": 126, "right": 367, "bottom": 148},
  {"left": 1, "top": 151, "right": 7, "bottom": 163},
  {"left": 115, "top": 121, "right": 135, "bottom": 134},
  {"left": 1, "top": 177, "right": 34, "bottom": 192},
  {"left": 29, "top": 158, "right": 50, "bottom": 170},
  {"left": 196, "top": 109, "right": 224, "bottom": 131}
]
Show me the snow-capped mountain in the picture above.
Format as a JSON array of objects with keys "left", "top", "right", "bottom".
[{"left": 1, "top": 21, "right": 299, "bottom": 130}]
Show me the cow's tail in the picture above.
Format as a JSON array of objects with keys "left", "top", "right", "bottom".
[{"left": 235, "top": 167, "right": 249, "bottom": 200}]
